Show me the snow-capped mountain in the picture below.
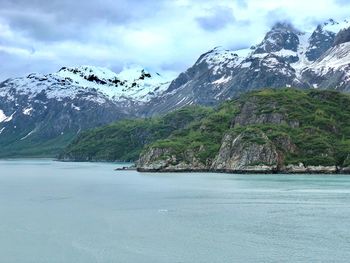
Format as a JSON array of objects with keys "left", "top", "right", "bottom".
[
  {"left": 0, "top": 65, "right": 171, "bottom": 156},
  {"left": 1, "top": 65, "right": 170, "bottom": 104},
  {"left": 144, "top": 19, "right": 350, "bottom": 115}
]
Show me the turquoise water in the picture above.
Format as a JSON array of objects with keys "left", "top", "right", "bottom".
[{"left": 0, "top": 160, "right": 350, "bottom": 262}]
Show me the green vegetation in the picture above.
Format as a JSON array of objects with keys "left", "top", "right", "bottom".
[
  {"left": 149, "top": 101, "right": 238, "bottom": 163},
  {"left": 0, "top": 129, "right": 76, "bottom": 158},
  {"left": 59, "top": 106, "right": 212, "bottom": 161}
]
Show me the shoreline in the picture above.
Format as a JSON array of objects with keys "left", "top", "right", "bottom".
[
  {"left": 2, "top": 158, "right": 349, "bottom": 175},
  {"left": 137, "top": 167, "right": 350, "bottom": 175}
]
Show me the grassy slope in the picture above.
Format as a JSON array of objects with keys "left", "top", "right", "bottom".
[
  {"left": 59, "top": 106, "right": 213, "bottom": 161},
  {"left": 0, "top": 130, "right": 77, "bottom": 158}
]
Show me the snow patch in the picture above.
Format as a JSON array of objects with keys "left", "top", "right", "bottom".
[
  {"left": 0, "top": 110, "right": 15, "bottom": 123},
  {"left": 200, "top": 47, "right": 252, "bottom": 74},
  {"left": 240, "top": 61, "right": 252, "bottom": 68},
  {"left": 71, "top": 104, "right": 81, "bottom": 111},
  {"left": 0, "top": 110, "right": 7, "bottom": 122},
  {"left": 23, "top": 107, "right": 33, "bottom": 116},
  {"left": 20, "top": 129, "right": 36, "bottom": 140},
  {"left": 212, "top": 76, "right": 231, "bottom": 85}
]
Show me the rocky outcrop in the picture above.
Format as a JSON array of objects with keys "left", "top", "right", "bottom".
[
  {"left": 211, "top": 130, "right": 279, "bottom": 172},
  {"left": 284, "top": 164, "right": 338, "bottom": 174},
  {"left": 306, "top": 25, "right": 335, "bottom": 61},
  {"left": 333, "top": 27, "right": 350, "bottom": 46},
  {"left": 137, "top": 147, "right": 207, "bottom": 172},
  {"left": 232, "top": 98, "right": 299, "bottom": 128},
  {"left": 253, "top": 23, "right": 300, "bottom": 54}
]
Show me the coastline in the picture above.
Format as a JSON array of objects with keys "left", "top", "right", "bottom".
[{"left": 137, "top": 166, "right": 350, "bottom": 174}]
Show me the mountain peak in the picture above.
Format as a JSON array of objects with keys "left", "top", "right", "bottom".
[
  {"left": 57, "top": 65, "right": 119, "bottom": 82},
  {"left": 254, "top": 22, "right": 301, "bottom": 54},
  {"left": 271, "top": 22, "right": 300, "bottom": 34}
]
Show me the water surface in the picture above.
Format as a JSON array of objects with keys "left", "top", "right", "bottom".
[{"left": 0, "top": 160, "right": 350, "bottom": 262}]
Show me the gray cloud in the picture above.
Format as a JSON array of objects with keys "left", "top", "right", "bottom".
[
  {"left": 196, "top": 7, "right": 236, "bottom": 31},
  {"left": 0, "top": 0, "right": 166, "bottom": 42}
]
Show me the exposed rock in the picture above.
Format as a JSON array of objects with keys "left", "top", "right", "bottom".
[
  {"left": 306, "top": 25, "right": 335, "bottom": 61},
  {"left": 333, "top": 27, "right": 350, "bottom": 46},
  {"left": 254, "top": 22, "right": 300, "bottom": 54},
  {"left": 137, "top": 148, "right": 174, "bottom": 171},
  {"left": 340, "top": 167, "right": 350, "bottom": 173},
  {"left": 211, "top": 130, "right": 279, "bottom": 172},
  {"left": 284, "top": 163, "right": 338, "bottom": 174},
  {"left": 232, "top": 98, "right": 299, "bottom": 128},
  {"left": 137, "top": 147, "right": 207, "bottom": 172}
]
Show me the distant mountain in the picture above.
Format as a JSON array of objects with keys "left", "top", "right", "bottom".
[
  {"left": 144, "top": 19, "right": 350, "bottom": 115},
  {"left": 0, "top": 65, "right": 171, "bottom": 156}
]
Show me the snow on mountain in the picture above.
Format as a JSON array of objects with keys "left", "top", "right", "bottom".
[
  {"left": 323, "top": 19, "right": 350, "bottom": 33},
  {"left": 198, "top": 47, "right": 252, "bottom": 74},
  {"left": 0, "top": 65, "right": 172, "bottom": 104},
  {"left": 301, "top": 41, "right": 350, "bottom": 91},
  {"left": 308, "top": 42, "right": 350, "bottom": 74}
]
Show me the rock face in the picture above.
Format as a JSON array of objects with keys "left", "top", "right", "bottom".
[
  {"left": 254, "top": 23, "right": 301, "bottom": 55},
  {"left": 137, "top": 147, "right": 207, "bottom": 172},
  {"left": 211, "top": 131, "right": 279, "bottom": 172}
]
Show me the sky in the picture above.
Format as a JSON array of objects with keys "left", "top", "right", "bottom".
[{"left": 0, "top": 0, "right": 350, "bottom": 80}]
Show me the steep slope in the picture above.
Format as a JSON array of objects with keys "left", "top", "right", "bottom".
[
  {"left": 138, "top": 89, "right": 350, "bottom": 173},
  {"left": 59, "top": 106, "right": 212, "bottom": 161},
  {"left": 144, "top": 19, "right": 350, "bottom": 115},
  {"left": 0, "top": 65, "right": 171, "bottom": 157},
  {"left": 301, "top": 41, "right": 350, "bottom": 91}
]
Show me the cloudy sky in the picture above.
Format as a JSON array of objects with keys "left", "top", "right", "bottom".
[{"left": 0, "top": 0, "right": 349, "bottom": 80}]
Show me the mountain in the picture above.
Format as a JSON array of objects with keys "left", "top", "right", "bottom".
[
  {"left": 143, "top": 19, "right": 350, "bottom": 115},
  {"left": 137, "top": 89, "right": 350, "bottom": 173},
  {"left": 0, "top": 65, "right": 171, "bottom": 157}
]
